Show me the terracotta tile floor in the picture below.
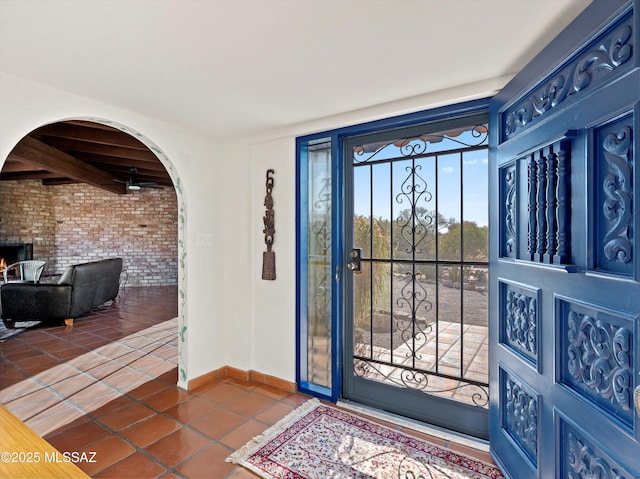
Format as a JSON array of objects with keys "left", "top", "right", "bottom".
[{"left": 1, "top": 286, "right": 495, "bottom": 478}]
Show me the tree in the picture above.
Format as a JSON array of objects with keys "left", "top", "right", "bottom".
[{"left": 438, "top": 221, "right": 488, "bottom": 262}]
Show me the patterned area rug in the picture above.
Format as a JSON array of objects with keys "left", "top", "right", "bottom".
[
  {"left": 227, "top": 399, "right": 504, "bottom": 479},
  {"left": 0, "top": 320, "right": 41, "bottom": 341}
]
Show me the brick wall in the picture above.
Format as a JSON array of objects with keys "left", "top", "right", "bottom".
[{"left": 0, "top": 180, "right": 178, "bottom": 287}]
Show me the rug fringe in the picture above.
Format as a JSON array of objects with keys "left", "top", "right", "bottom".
[{"left": 226, "top": 398, "right": 321, "bottom": 464}]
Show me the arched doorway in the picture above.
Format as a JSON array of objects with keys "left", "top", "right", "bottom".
[{"left": 0, "top": 118, "right": 188, "bottom": 385}]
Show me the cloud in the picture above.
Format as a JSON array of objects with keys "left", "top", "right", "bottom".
[
  {"left": 463, "top": 159, "right": 478, "bottom": 165},
  {"left": 442, "top": 166, "right": 454, "bottom": 174},
  {"left": 482, "top": 159, "right": 488, "bottom": 164}
]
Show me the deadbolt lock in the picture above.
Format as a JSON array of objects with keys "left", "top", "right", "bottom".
[{"left": 347, "top": 248, "right": 362, "bottom": 272}]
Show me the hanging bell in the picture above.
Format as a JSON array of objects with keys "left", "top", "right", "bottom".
[{"left": 262, "top": 250, "right": 276, "bottom": 280}]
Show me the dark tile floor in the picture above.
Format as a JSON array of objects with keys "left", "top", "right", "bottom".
[{"left": 0, "top": 286, "right": 495, "bottom": 478}]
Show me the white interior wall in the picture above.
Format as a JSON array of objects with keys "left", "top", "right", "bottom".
[{"left": 0, "top": 71, "right": 510, "bottom": 387}]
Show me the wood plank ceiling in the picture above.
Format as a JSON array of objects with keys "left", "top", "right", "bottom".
[{"left": 1, "top": 120, "right": 172, "bottom": 194}]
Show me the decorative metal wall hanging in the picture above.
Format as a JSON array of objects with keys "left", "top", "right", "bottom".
[{"left": 262, "top": 169, "right": 276, "bottom": 280}]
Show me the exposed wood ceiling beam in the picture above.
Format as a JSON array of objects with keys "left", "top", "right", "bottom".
[
  {"left": 63, "top": 120, "right": 126, "bottom": 131},
  {"left": 7, "top": 136, "right": 126, "bottom": 194},
  {"left": 43, "top": 137, "right": 158, "bottom": 163},
  {"left": 74, "top": 152, "right": 170, "bottom": 172},
  {"left": 1, "top": 120, "right": 171, "bottom": 191},
  {"left": 0, "top": 171, "right": 66, "bottom": 181},
  {"left": 0, "top": 161, "right": 44, "bottom": 173},
  {"left": 35, "top": 123, "right": 149, "bottom": 150},
  {"left": 40, "top": 137, "right": 159, "bottom": 162},
  {"left": 42, "top": 178, "right": 86, "bottom": 186},
  {"left": 88, "top": 164, "right": 173, "bottom": 185}
]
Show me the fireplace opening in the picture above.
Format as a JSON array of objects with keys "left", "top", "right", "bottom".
[{"left": 0, "top": 243, "right": 34, "bottom": 271}]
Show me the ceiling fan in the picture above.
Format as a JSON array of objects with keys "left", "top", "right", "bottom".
[{"left": 115, "top": 167, "right": 163, "bottom": 191}]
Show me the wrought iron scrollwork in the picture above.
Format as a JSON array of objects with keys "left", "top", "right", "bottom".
[
  {"left": 396, "top": 165, "right": 433, "bottom": 255},
  {"left": 353, "top": 358, "right": 489, "bottom": 407},
  {"left": 395, "top": 273, "right": 432, "bottom": 357},
  {"left": 353, "top": 125, "right": 489, "bottom": 164}
]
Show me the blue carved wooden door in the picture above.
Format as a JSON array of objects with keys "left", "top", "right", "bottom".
[{"left": 489, "top": 1, "right": 640, "bottom": 478}]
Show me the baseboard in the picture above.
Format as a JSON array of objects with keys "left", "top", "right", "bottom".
[
  {"left": 186, "top": 369, "right": 223, "bottom": 390},
  {"left": 187, "top": 366, "right": 297, "bottom": 393}
]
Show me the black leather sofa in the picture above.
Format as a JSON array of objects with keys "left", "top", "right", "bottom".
[{"left": 1, "top": 258, "right": 123, "bottom": 325}]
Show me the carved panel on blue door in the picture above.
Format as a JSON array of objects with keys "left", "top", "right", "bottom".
[
  {"left": 558, "top": 297, "right": 635, "bottom": 432},
  {"left": 501, "top": 12, "right": 634, "bottom": 142},
  {"left": 500, "top": 162, "right": 517, "bottom": 259},
  {"left": 560, "top": 416, "right": 634, "bottom": 479},
  {"left": 593, "top": 113, "right": 635, "bottom": 277},
  {"left": 501, "top": 368, "right": 539, "bottom": 466},
  {"left": 525, "top": 139, "right": 572, "bottom": 265},
  {"left": 500, "top": 280, "right": 540, "bottom": 369},
  {"left": 500, "top": 137, "right": 573, "bottom": 266}
]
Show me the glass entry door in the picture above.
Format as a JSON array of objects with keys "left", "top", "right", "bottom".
[{"left": 342, "top": 113, "right": 491, "bottom": 439}]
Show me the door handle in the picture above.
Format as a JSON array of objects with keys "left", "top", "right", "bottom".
[{"left": 347, "top": 248, "right": 362, "bottom": 272}]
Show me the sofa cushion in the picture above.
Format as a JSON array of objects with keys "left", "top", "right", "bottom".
[
  {"left": 65, "top": 258, "right": 123, "bottom": 317},
  {"left": 1, "top": 284, "right": 72, "bottom": 322}
]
